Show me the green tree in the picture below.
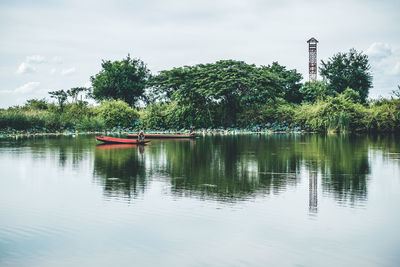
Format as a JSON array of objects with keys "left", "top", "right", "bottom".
[
  {"left": 263, "top": 62, "right": 303, "bottom": 103},
  {"left": 320, "top": 48, "right": 372, "bottom": 103},
  {"left": 91, "top": 55, "right": 150, "bottom": 107},
  {"left": 300, "top": 81, "right": 331, "bottom": 103},
  {"left": 148, "top": 60, "right": 287, "bottom": 127},
  {"left": 67, "top": 87, "right": 89, "bottom": 103},
  {"left": 24, "top": 98, "right": 48, "bottom": 110},
  {"left": 49, "top": 90, "right": 68, "bottom": 111},
  {"left": 391, "top": 85, "right": 400, "bottom": 99}
]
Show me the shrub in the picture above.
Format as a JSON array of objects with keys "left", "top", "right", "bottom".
[
  {"left": 75, "top": 116, "right": 105, "bottom": 132},
  {"left": 24, "top": 98, "right": 49, "bottom": 110},
  {"left": 94, "top": 100, "right": 139, "bottom": 128},
  {"left": 295, "top": 91, "right": 365, "bottom": 132},
  {"left": 364, "top": 99, "right": 400, "bottom": 132},
  {"left": 0, "top": 110, "right": 45, "bottom": 130},
  {"left": 139, "top": 103, "right": 168, "bottom": 130},
  {"left": 237, "top": 99, "right": 296, "bottom": 127}
]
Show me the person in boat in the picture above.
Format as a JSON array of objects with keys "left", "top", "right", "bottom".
[
  {"left": 189, "top": 126, "right": 195, "bottom": 136},
  {"left": 138, "top": 130, "right": 145, "bottom": 141}
]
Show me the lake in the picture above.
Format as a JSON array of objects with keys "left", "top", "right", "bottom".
[{"left": 0, "top": 134, "right": 399, "bottom": 266}]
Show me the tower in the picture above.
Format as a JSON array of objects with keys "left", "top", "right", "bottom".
[{"left": 307, "top": 37, "right": 318, "bottom": 82}]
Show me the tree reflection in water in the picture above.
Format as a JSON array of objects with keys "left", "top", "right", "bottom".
[
  {"left": 93, "top": 144, "right": 147, "bottom": 199},
  {"left": 92, "top": 134, "right": 373, "bottom": 207}
]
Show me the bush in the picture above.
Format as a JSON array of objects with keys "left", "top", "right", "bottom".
[
  {"left": 24, "top": 98, "right": 49, "bottom": 110},
  {"left": 0, "top": 110, "right": 45, "bottom": 130},
  {"left": 94, "top": 100, "right": 139, "bottom": 128},
  {"left": 295, "top": 90, "right": 365, "bottom": 132},
  {"left": 75, "top": 116, "right": 105, "bottom": 132},
  {"left": 139, "top": 103, "right": 168, "bottom": 130},
  {"left": 237, "top": 99, "right": 296, "bottom": 127},
  {"left": 64, "top": 101, "right": 91, "bottom": 120},
  {"left": 363, "top": 99, "right": 400, "bottom": 132}
]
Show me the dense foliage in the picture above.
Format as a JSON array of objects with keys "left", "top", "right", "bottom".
[
  {"left": 148, "top": 60, "right": 302, "bottom": 128},
  {"left": 1, "top": 51, "right": 398, "bottom": 134},
  {"left": 91, "top": 55, "right": 150, "bottom": 107},
  {"left": 94, "top": 100, "right": 139, "bottom": 128},
  {"left": 320, "top": 48, "right": 372, "bottom": 103}
]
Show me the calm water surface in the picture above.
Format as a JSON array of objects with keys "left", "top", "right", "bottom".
[{"left": 0, "top": 134, "right": 399, "bottom": 266}]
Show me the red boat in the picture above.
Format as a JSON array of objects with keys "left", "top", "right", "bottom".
[
  {"left": 95, "top": 136, "right": 150, "bottom": 144},
  {"left": 126, "top": 134, "right": 196, "bottom": 139}
]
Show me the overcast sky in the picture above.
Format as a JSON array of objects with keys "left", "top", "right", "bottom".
[{"left": 0, "top": 0, "right": 399, "bottom": 108}]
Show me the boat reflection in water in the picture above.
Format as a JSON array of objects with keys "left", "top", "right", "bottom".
[
  {"left": 92, "top": 134, "right": 372, "bottom": 210},
  {"left": 94, "top": 143, "right": 147, "bottom": 199}
]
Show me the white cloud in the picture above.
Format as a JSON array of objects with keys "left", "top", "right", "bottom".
[
  {"left": 0, "top": 82, "right": 40, "bottom": 94},
  {"left": 26, "top": 55, "right": 46, "bottom": 64},
  {"left": 15, "top": 82, "right": 40, "bottom": 94},
  {"left": 366, "top": 42, "right": 392, "bottom": 61},
  {"left": 16, "top": 62, "right": 36, "bottom": 74},
  {"left": 16, "top": 55, "right": 46, "bottom": 74},
  {"left": 61, "top": 67, "right": 76, "bottom": 76},
  {"left": 50, "top": 68, "right": 57, "bottom": 74},
  {"left": 52, "top": 56, "right": 63, "bottom": 64}
]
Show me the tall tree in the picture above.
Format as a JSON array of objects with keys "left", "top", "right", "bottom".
[
  {"left": 320, "top": 48, "right": 372, "bottom": 103},
  {"left": 67, "top": 87, "right": 89, "bottom": 103},
  {"left": 91, "top": 55, "right": 150, "bottom": 107},
  {"left": 49, "top": 90, "right": 68, "bottom": 111},
  {"left": 263, "top": 62, "right": 303, "bottom": 103}
]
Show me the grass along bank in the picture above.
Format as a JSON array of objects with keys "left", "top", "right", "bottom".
[{"left": 1, "top": 90, "right": 399, "bottom": 136}]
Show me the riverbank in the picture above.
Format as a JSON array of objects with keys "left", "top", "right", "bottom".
[
  {"left": 1, "top": 95, "right": 399, "bottom": 135},
  {"left": 0, "top": 128, "right": 307, "bottom": 139}
]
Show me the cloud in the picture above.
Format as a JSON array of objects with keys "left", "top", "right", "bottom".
[
  {"left": 16, "top": 55, "right": 46, "bottom": 74},
  {"left": 0, "top": 82, "right": 40, "bottom": 94},
  {"left": 26, "top": 55, "right": 46, "bottom": 64},
  {"left": 366, "top": 42, "right": 392, "bottom": 61},
  {"left": 61, "top": 67, "right": 76, "bottom": 75},
  {"left": 50, "top": 68, "right": 56, "bottom": 74},
  {"left": 52, "top": 56, "right": 63, "bottom": 64},
  {"left": 16, "top": 62, "right": 37, "bottom": 74}
]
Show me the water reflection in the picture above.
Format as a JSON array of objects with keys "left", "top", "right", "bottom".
[
  {"left": 301, "top": 135, "right": 370, "bottom": 205},
  {"left": 309, "top": 170, "right": 318, "bottom": 214},
  {"left": 93, "top": 144, "right": 147, "bottom": 199},
  {"left": 89, "top": 134, "right": 374, "bottom": 208},
  {"left": 0, "top": 134, "right": 376, "bottom": 207}
]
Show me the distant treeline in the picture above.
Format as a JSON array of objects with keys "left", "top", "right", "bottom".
[{"left": 1, "top": 50, "right": 399, "bottom": 133}]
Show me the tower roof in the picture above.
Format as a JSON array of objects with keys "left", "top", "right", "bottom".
[{"left": 307, "top": 37, "right": 318, "bottom": 43}]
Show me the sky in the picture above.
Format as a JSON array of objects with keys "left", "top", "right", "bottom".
[{"left": 0, "top": 0, "right": 399, "bottom": 108}]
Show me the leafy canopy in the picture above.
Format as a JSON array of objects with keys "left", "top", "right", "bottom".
[
  {"left": 148, "top": 60, "right": 302, "bottom": 127},
  {"left": 320, "top": 48, "right": 372, "bottom": 103},
  {"left": 91, "top": 55, "right": 150, "bottom": 107}
]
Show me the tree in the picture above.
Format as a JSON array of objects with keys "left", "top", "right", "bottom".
[
  {"left": 148, "top": 60, "right": 301, "bottom": 127},
  {"left": 24, "top": 98, "right": 48, "bottom": 110},
  {"left": 49, "top": 90, "right": 68, "bottom": 111},
  {"left": 391, "top": 85, "right": 400, "bottom": 99},
  {"left": 91, "top": 55, "right": 150, "bottom": 107},
  {"left": 67, "top": 87, "right": 89, "bottom": 103},
  {"left": 300, "top": 81, "right": 331, "bottom": 103},
  {"left": 262, "top": 62, "right": 303, "bottom": 103},
  {"left": 320, "top": 48, "right": 372, "bottom": 103}
]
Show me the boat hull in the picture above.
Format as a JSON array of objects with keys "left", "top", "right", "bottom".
[
  {"left": 95, "top": 136, "right": 150, "bottom": 144},
  {"left": 126, "top": 134, "right": 196, "bottom": 139}
]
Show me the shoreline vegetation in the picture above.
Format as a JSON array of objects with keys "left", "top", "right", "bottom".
[
  {"left": 1, "top": 51, "right": 399, "bottom": 137},
  {"left": 1, "top": 95, "right": 399, "bottom": 138}
]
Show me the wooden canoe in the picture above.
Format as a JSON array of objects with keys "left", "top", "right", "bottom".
[
  {"left": 95, "top": 136, "right": 150, "bottom": 144},
  {"left": 126, "top": 134, "right": 197, "bottom": 139}
]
